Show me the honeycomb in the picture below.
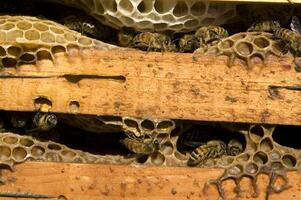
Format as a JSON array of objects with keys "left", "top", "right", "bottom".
[
  {"left": 47, "top": 0, "right": 237, "bottom": 32},
  {"left": 195, "top": 32, "right": 289, "bottom": 69},
  {"left": 203, "top": 125, "right": 300, "bottom": 199},
  {"left": 0, "top": 15, "right": 118, "bottom": 69},
  {"left": 0, "top": 132, "right": 130, "bottom": 171}
]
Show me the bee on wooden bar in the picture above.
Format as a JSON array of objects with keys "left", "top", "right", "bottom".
[
  {"left": 247, "top": 20, "right": 281, "bottom": 32},
  {"left": 227, "top": 139, "right": 244, "bottom": 156},
  {"left": 32, "top": 112, "right": 58, "bottom": 132},
  {"left": 131, "top": 32, "right": 177, "bottom": 52},
  {"left": 120, "top": 137, "right": 160, "bottom": 155},
  {"left": 195, "top": 25, "right": 229, "bottom": 46},
  {"left": 273, "top": 27, "right": 301, "bottom": 56},
  {"left": 188, "top": 140, "right": 227, "bottom": 166},
  {"left": 118, "top": 27, "right": 136, "bottom": 47},
  {"left": 178, "top": 34, "right": 200, "bottom": 53}
]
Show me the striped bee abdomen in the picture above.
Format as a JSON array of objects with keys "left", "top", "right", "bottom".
[{"left": 188, "top": 140, "right": 227, "bottom": 166}]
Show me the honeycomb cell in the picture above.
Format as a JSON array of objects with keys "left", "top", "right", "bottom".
[
  {"left": 174, "top": 151, "right": 188, "bottom": 160},
  {"left": 25, "top": 30, "right": 40, "bottom": 40},
  {"left": 37, "top": 50, "right": 53, "bottom": 61},
  {"left": 191, "top": 2, "right": 206, "bottom": 16},
  {"left": 270, "top": 150, "right": 281, "bottom": 160},
  {"left": 0, "top": 145, "right": 11, "bottom": 159},
  {"left": 50, "top": 26, "right": 65, "bottom": 34},
  {"left": 237, "top": 153, "right": 250, "bottom": 162},
  {"left": 1, "top": 23, "right": 15, "bottom": 30},
  {"left": 218, "top": 157, "right": 234, "bottom": 167},
  {"left": 245, "top": 163, "right": 259, "bottom": 174},
  {"left": 253, "top": 151, "right": 268, "bottom": 164},
  {"left": 7, "top": 46, "right": 22, "bottom": 58},
  {"left": 154, "top": 0, "right": 174, "bottom": 14},
  {"left": 12, "top": 147, "right": 27, "bottom": 161},
  {"left": 119, "top": 0, "right": 134, "bottom": 13},
  {"left": 282, "top": 154, "right": 297, "bottom": 168},
  {"left": 61, "top": 150, "right": 76, "bottom": 158},
  {"left": 6, "top": 30, "right": 23, "bottom": 41},
  {"left": 41, "top": 32, "right": 55, "bottom": 43},
  {"left": 160, "top": 142, "right": 174, "bottom": 155},
  {"left": 20, "top": 138, "right": 34, "bottom": 147},
  {"left": 51, "top": 45, "right": 66, "bottom": 54},
  {"left": 151, "top": 152, "right": 165, "bottom": 166},
  {"left": 78, "top": 37, "right": 93, "bottom": 46},
  {"left": 254, "top": 37, "right": 270, "bottom": 49},
  {"left": 173, "top": 1, "right": 189, "bottom": 17},
  {"left": 0, "top": 46, "right": 6, "bottom": 56},
  {"left": 45, "top": 152, "right": 62, "bottom": 162},
  {"left": 236, "top": 42, "right": 253, "bottom": 56},
  {"left": 64, "top": 33, "right": 77, "bottom": 42},
  {"left": 48, "top": 143, "right": 62, "bottom": 151},
  {"left": 123, "top": 118, "right": 139, "bottom": 130},
  {"left": 101, "top": 1, "right": 117, "bottom": 12},
  {"left": 137, "top": 1, "right": 152, "bottom": 13},
  {"left": 3, "top": 136, "right": 18, "bottom": 144},
  {"left": 249, "top": 125, "right": 264, "bottom": 142},
  {"left": 156, "top": 120, "right": 175, "bottom": 130},
  {"left": 184, "top": 20, "right": 199, "bottom": 28},
  {"left": 141, "top": 119, "right": 155, "bottom": 131},
  {"left": 2, "top": 57, "right": 17, "bottom": 68},
  {"left": 31, "top": 145, "right": 46, "bottom": 157},
  {"left": 73, "top": 157, "right": 84, "bottom": 163},
  {"left": 0, "top": 31, "right": 6, "bottom": 41},
  {"left": 17, "top": 21, "right": 32, "bottom": 30},
  {"left": 20, "top": 53, "right": 36, "bottom": 62},
  {"left": 219, "top": 39, "right": 234, "bottom": 49},
  {"left": 271, "top": 161, "right": 283, "bottom": 170},
  {"left": 228, "top": 164, "right": 243, "bottom": 175},
  {"left": 33, "top": 23, "right": 49, "bottom": 31},
  {"left": 85, "top": 155, "right": 97, "bottom": 163},
  {"left": 260, "top": 137, "right": 274, "bottom": 152}
]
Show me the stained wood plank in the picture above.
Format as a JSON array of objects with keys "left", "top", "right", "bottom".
[
  {"left": 0, "top": 162, "right": 300, "bottom": 200},
  {"left": 0, "top": 50, "right": 300, "bottom": 125}
]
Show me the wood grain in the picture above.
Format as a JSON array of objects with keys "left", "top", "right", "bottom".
[
  {"left": 0, "top": 50, "right": 300, "bottom": 125},
  {"left": 0, "top": 162, "right": 301, "bottom": 200}
]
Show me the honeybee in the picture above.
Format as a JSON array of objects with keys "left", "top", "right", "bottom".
[
  {"left": 227, "top": 139, "right": 244, "bottom": 156},
  {"left": 195, "top": 25, "right": 228, "bottom": 46},
  {"left": 120, "top": 137, "right": 160, "bottom": 155},
  {"left": 247, "top": 20, "right": 281, "bottom": 32},
  {"left": 32, "top": 112, "right": 57, "bottom": 131},
  {"left": 118, "top": 27, "right": 137, "bottom": 47},
  {"left": 9, "top": 112, "right": 28, "bottom": 129},
  {"left": 188, "top": 140, "right": 227, "bottom": 166},
  {"left": 62, "top": 14, "right": 112, "bottom": 41},
  {"left": 273, "top": 27, "right": 301, "bottom": 56},
  {"left": 178, "top": 34, "right": 200, "bottom": 53},
  {"left": 131, "top": 32, "right": 177, "bottom": 52}
]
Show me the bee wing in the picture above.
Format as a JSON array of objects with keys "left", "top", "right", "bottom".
[{"left": 290, "top": 16, "right": 301, "bottom": 35}]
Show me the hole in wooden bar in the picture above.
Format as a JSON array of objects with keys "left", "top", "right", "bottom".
[
  {"left": 69, "top": 101, "right": 80, "bottom": 113},
  {"left": 34, "top": 97, "right": 52, "bottom": 111}
]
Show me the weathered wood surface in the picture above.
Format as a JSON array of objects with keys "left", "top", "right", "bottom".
[
  {"left": 0, "top": 50, "right": 300, "bottom": 125},
  {"left": 0, "top": 162, "right": 300, "bottom": 200}
]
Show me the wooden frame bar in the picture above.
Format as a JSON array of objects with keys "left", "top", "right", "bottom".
[
  {"left": 0, "top": 50, "right": 300, "bottom": 125},
  {"left": 0, "top": 162, "right": 299, "bottom": 200}
]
